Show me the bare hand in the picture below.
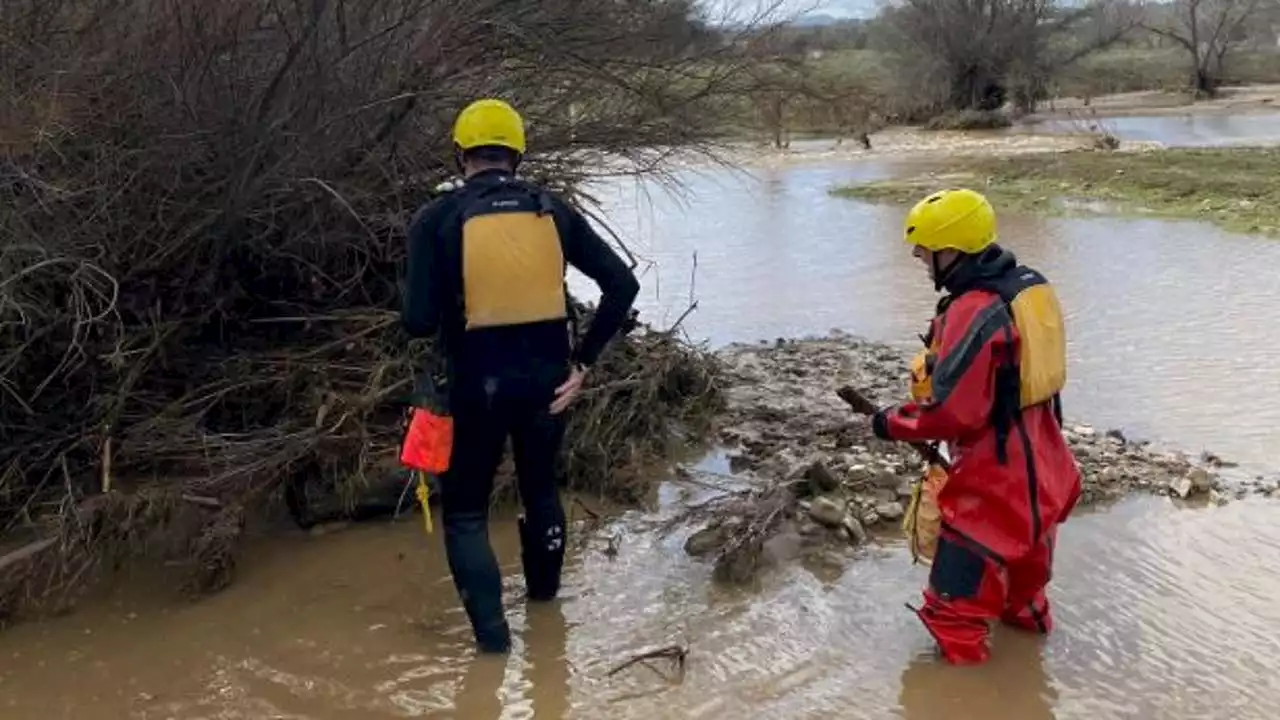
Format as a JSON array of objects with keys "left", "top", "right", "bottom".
[{"left": 550, "top": 366, "right": 587, "bottom": 415}]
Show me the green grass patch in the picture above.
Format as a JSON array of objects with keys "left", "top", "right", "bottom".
[{"left": 831, "top": 147, "right": 1280, "bottom": 237}]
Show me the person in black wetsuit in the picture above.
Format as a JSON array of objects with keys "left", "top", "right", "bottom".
[{"left": 401, "top": 98, "right": 640, "bottom": 653}]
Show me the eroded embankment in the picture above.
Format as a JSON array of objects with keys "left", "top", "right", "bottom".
[{"left": 679, "top": 334, "right": 1275, "bottom": 581}]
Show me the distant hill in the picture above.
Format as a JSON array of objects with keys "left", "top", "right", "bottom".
[{"left": 792, "top": 13, "right": 843, "bottom": 27}]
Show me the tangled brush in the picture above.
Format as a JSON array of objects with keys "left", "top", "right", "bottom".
[{"left": 0, "top": 0, "right": 769, "bottom": 618}]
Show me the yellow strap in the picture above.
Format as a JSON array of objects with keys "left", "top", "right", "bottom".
[
  {"left": 414, "top": 471, "right": 434, "bottom": 535},
  {"left": 901, "top": 479, "right": 924, "bottom": 565}
]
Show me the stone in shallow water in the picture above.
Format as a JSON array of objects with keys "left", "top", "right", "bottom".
[
  {"left": 805, "top": 462, "right": 842, "bottom": 493},
  {"left": 1171, "top": 475, "right": 1194, "bottom": 499},
  {"left": 685, "top": 525, "right": 728, "bottom": 557},
  {"left": 843, "top": 515, "right": 868, "bottom": 545},
  {"left": 808, "top": 496, "right": 847, "bottom": 527},
  {"left": 1188, "top": 468, "right": 1215, "bottom": 493}
]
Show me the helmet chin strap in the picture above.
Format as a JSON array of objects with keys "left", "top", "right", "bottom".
[{"left": 931, "top": 251, "right": 964, "bottom": 293}]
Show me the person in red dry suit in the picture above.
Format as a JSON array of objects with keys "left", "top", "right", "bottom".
[{"left": 869, "top": 188, "right": 1083, "bottom": 665}]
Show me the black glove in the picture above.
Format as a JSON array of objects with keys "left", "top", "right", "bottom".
[{"left": 872, "top": 408, "right": 892, "bottom": 441}]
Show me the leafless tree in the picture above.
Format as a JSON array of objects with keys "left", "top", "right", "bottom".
[
  {"left": 883, "top": 0, "right": 1139, "bottom": 116},
  {"left": 1140, "top": 0, "right": 1275, "bottom": 96}
]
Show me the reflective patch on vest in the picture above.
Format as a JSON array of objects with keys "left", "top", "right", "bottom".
[
  {"left": 1006, "top": 281, "right": 1067, "bottom": 408},
  {"left": 461, "top": 210, "right": 567, "bottom": 329}
]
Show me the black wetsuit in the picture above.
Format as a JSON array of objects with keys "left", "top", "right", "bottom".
[{"left": 401, "top": 168, "right": 639, "bottom": 651}]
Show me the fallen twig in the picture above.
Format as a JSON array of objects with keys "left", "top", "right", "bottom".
[
  {"left": 606, "top": 644, "right": 688, "bottom": 679},
  {"left": 180, "top": 494, "right": 223, "bottom": 509},
  {"left": 0, "top": 538, "right": 58, "bottom": 575},
  {"left": 572, "top": 497, "right": 602, "bottom": 522}
]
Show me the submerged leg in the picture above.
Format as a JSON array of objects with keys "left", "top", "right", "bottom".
[
  {"left": 915, "top": 533, "right": 1008, "bottom": 665},
  {"left": 1002, "top": 527, "right": 1057, "bottom": 635},
  {"left": 441, "top": 378, "right": 512, "bottom": 653},
  {"left": 511, "top": 387, "right": 568, "bottom": 602}
]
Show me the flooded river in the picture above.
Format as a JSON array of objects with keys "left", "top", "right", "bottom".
[
  {"left": 4, "top": 125, "right": 1280, "bottom": 718},
  {"left": 592, "top": 160, "right": 1280, "bottom": 473},
  {"left": 1015, "top": 112, "right": 1280, "bottom": 147}
]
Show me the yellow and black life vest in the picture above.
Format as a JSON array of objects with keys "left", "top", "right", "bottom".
[
  {"left": 458, "top": 180, "right": 568, "bottom": 331},
  {"left": 914, "top": 266, "right": 1067, "bottom": 460},
  {"left": 979, "top": 266, "right": 1067, "bottom": 461}
]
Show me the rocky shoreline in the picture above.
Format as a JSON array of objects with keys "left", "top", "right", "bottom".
[{"left": 679, "top": 334, "right": 1274, "bottom": 574}]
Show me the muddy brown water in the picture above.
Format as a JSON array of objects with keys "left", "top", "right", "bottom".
[
  {"left": 588, "top": 160, "right": 1280, "bottom": 473},
  {"left": 3, "top": 493, "right": 1279, "bottom": 719},
  {"left": 5, "top": 153, "right": 1280, "bottom": 719}
]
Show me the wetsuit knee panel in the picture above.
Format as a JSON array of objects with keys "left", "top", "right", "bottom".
[{"left": 929, "top": 536, "right": 987, "bottom": 600}]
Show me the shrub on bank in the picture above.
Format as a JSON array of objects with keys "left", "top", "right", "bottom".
[
  {"left": 922, "top": 110, "right": 1015, "bottom": 131},
  {"left": 0, "top": 0, "right": 736, "bottom": 619}
]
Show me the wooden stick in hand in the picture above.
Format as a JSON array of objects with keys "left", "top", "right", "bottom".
[{"left": 835, "top": 385, "right": 949, "bottom": 469}]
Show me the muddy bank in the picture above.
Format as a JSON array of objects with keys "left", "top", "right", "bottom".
[
  {"left": 709, "top": 129, "right": 1124, "bottom": 170},
  {"left": 0, "top": 307, "right": 723, "bottom": 626},
  {"left": 681, "top": 334, "right": 1276, "bottom": 578}
]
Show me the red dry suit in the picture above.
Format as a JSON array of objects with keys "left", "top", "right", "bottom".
[{"left": 873, "top": 246, "right": 1082, "bottom": 665}]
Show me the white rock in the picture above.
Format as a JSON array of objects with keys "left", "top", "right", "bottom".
[
  {"left": 1188, "top": 468, "right": 1215, "bottom": 493},
  {"left": 1073, "top": 425, "right": 1097, "bottom": 438},
  {"left": 1171, "top": 476, "right": 1193, "bottom": 499},
  {"left": 876, "top": 502, "right": 905, "bottom": 521}
]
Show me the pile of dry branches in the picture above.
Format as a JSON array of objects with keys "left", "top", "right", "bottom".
[
  {"left": 0, "top": 0, "right": 761, "bottom": 618},
  {"left": 561, "top": 304, "right": 724, "bottom": 504}
]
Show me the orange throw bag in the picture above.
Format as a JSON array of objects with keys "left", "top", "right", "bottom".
[{"left": 399, "top": 408, "right": 454, "bottom": 475}]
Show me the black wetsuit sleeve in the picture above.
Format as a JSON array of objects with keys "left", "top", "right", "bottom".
[
  {"left": 557, "top": 201, "right": 640, "bottom": 367},
  {"left": 402, "top": 200, "right": 448, "bottom": 338}
]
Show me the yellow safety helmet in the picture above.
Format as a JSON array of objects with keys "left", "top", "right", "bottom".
[
  {"left": 904, "top": 188, "right": 997, "bottom": 254},
  {"left": 452, "top": 98, "right": 526, "bottom": 155}
]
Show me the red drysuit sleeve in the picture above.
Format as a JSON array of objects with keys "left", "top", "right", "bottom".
[{"left": 884, "top": 293, "right": 1008, "bottom": 443}]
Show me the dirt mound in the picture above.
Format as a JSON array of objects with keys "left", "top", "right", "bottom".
[{"left": 682, "top": 334, "right": 1268, "bottom": 582}]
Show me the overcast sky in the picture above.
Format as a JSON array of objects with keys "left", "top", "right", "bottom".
[
  {"left": 806, "top": 0, "right": 880, "bottom": 17},
  {"left": 708, "top": 0, "right": 881, "bottom": 22}
]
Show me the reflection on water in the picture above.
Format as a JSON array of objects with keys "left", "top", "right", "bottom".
[
  {"left": 1018, "top": 112, "right": 1280, "bottom": 147},
  {"left": 574, "top": 162, "right": 1280, "bottom": 471},
  {"left": 3, "top": 496, "right": 1279, "bottom": 719}
]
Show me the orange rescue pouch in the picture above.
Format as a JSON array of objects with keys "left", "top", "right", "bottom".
[{"left": 399, "top": 408, "right": 454, "bottom": 475}]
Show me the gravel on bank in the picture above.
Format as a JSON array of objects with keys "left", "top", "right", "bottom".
[{"left": 678, "top": 333, "right": 1275, "bottom": 574}]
